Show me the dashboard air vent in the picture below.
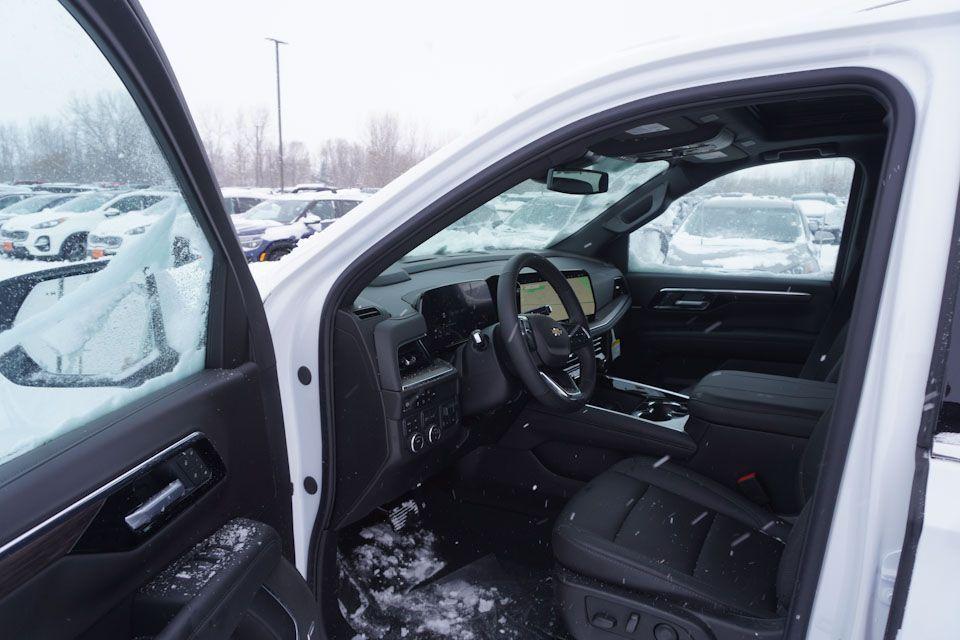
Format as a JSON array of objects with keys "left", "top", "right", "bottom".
[
  {"left": 398, "top": 340, "right": 430, "bottom": 376},
  {"left": 353, "top": 306, "right": 381, "bottom": 320}
]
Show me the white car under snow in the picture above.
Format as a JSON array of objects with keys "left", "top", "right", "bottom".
[
  {"left": 87, "top": 194, "right": 190, "bottom": 259},
  {"left": 0, "top": 189, "right": 173, "bottom": 261}
]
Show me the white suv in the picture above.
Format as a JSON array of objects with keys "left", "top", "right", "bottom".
[{"left": 0, "top": 189, "right": 172, "bottom": 261}]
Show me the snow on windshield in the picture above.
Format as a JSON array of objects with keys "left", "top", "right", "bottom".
[{"left": 405, "top": 159, "right": 667, "bottom": 258}]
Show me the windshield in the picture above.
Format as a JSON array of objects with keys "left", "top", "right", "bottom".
[
  {"left": 2, "top": 195, "right": 64, "bottom": 214},
  {"left": 0, "top": 195, "right": 29, "bottom": 210},
  {"left": 405, "top": 157, "right": 667, "bottom": 258},
  {"left": 52, "top": 192, "right": 113, "bottom": 213},
  {"left": 682, "top": 202, "right": 803, "bottom": 243},
  {"left": 142, "top": 195, "right": 188, "bottom": 216},
  {"left": 243, "top": 199, "right": 310, "bottom": 224}
]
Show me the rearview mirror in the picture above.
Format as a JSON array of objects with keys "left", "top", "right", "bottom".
[{"left": 546, "top": 169, "right": 609, "bottom": 195}]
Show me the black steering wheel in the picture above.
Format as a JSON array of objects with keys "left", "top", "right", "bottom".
[{"left": 497, "top": 253, "right": 596, "bottom": 412}]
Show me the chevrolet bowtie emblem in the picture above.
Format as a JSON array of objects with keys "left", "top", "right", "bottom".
[{"left": 551, "top": 327, "right": 563, "bottom": 337}]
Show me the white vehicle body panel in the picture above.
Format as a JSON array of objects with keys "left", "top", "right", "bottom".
[
  {"left": 252, "top": 4, "right": 959, "bottom": 638},
  {"left": 899, "top": 437, "right": 960, "bottom": 637}
]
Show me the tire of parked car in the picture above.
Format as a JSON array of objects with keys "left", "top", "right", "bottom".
[
  {"left": 266, "top": 244, "right": 293, "bottom": 261},
  {"left": 60, "top": 233, "right": 87, "bottom": 262}
]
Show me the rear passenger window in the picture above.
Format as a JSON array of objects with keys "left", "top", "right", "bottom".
[
  {"left": 628, "top": 158, "right": 854, "bottom": 279},
  {"left": 308, "top": 200, "right": 337, "bottom": 220},
  {"left": 0, "top": 0, "right": 215, "bottom": 467},
  {"left": 235, "top": 198, "right": 261, "bottom": 214}
]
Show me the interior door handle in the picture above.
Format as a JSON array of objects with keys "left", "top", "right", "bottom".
[
  {"left": 125, "top": 479, "right": 186, "bottom": 531},
  {"left": 673, "top": 299, "right": 709, "bottom": 308}
]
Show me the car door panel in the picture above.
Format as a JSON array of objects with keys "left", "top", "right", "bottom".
[
  {"left": 0, "top": 366, "right": 295, "bottom": 638},
  {"left": 0, "top": 0, "right": 309, "bottom": 636},
  {"left": 616, "top": 271, "right": 836, "bottom": 389}
]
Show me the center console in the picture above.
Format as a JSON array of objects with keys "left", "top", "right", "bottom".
[{"left": 590, "top": 377, "right": 690, "bottom": 432}]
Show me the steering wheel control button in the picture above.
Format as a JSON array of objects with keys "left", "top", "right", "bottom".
[
  {"left": 409, "top": 433, "right": 425, "bottom": 453},
  {"left": 427, "top": 424, "right": 442, "bottom": 443},
  {"left": 590, "top": 612, "right": 616, "bottom": 630}
]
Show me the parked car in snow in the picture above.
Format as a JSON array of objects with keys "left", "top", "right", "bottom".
[
  {"left": 793, "top": 196, "right": 845, "bottom": 243},
  {"left": 664, "top": 196, "right": 821, "bottom": 275},
  {"left": 0, "top": 193, "right": 77, "bottom": 241},
  {"left": 29, "top": 182, "right": 99, "bottom": 194},
  {"left": 0, "top": 189, "right": 39, "bottom": 219},
  {"left": 0, "top": 190, "right": 169, "bottom": 260},
  {"left": 233, "top": 190, "right": 367, "bottom": 261},
  {"left": 220, "top": 187, "right": 271, "bottom": 216}
]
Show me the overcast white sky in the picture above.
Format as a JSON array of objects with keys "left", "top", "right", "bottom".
[
  {"left": 137, "top": 0, "right": 870, "bottom": 149},
  {"left": 1, "top": 0, "right": 870, "bottom": 151}
]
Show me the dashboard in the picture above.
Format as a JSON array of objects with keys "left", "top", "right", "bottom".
[
  {"left": 330, "top": 252, "right": 631, "bottom": 529},
  {"left": 418, "top": 269, "right": 598, "bottom": 353}
]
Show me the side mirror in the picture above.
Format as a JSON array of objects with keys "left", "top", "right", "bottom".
[
  {"left": 813, "top": 230, "right": 835, "bottom": 245},
  {"left": 302, "top": 213, "right": 322, "bottom": 226},
  {"left": 103, "top": 207, "right": 121, "bottom": 217},
  {"left": 546, "top": 169, "right": 609, "bottom": 195},
  {"left": 0, "top": 264, "right": 178, "bottom": 387}
]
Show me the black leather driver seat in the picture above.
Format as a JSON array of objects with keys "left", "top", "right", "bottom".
[{"left": 553, "top": 410, "right": 829, "bottom": 638}]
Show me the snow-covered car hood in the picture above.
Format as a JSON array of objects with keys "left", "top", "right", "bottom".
[
  {"left": 232, "top": 217, "right": 283, "bottom": 234},
  {"left": 0, "top": 209, "right": 77, "bottom": 231},
  {"left": 405, "top": 225, "right": 558, "bottom": 257},
  {"left": 666, "top": 232, "right": 811, "bottom": 272},
  {"left": 90, "top": 211, "right": 155, "bottom": 237}
]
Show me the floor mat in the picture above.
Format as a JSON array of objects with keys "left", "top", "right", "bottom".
[{"left": 339, "top": 518, "right": 569, "bottom": 639}]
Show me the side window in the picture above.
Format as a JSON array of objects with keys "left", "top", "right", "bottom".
[
  {"left": 0, "top": 0, "right": 214, "bottom": 467},
  {"left": 629, "top": 158, "right": 855, "bottom": 279},
  {"left": 235, "top": 198, "right": 261, "bottom": 214},
  {"left": 337, "top": 200, "right": 360, "bottom": 216},
  {"left": 139, "top": 195, "right": 165, "bottom": 209},
  {"left": 307, "top": 200, "right": 337, "bottom": 220},
  {"left": 113, "top": 195, "right": 145, "bottom": 213}
]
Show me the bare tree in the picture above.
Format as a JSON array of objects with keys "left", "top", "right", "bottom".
[{"left": 317, "top": 138, "right": 364, "bottom": 187}]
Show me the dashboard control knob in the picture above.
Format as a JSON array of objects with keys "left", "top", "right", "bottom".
[
  {"left": 427, "top": 425, "right": 442, "bottom": 444},
  {"left": 409, "top": 433, "right": 425, "bottom": 453}
]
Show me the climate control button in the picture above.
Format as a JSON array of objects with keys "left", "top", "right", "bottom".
[
  {"left": 409, "top": 433, "right": 425, "bottom": 453},
  {"left": 427, "top": 424, "right": 442, "bottom": 444}
]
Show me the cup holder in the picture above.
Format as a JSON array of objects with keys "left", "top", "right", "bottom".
[{"left": 633, "top": 400, "right": 689, "bottom": 422}]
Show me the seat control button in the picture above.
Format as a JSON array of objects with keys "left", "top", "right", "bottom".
[
  {"left": 625, "top": 613, "right": 640, "bottom": 633},
  {"left": 590, "top": 613, "right": 616, "bottom": 630},
  {"left": 654, "top": 623, "right": 679, "bottom": 640}
]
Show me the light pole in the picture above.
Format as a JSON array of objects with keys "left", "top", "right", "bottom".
[{"left": 266, "top": 37, "right": 288, "bottom": 191}]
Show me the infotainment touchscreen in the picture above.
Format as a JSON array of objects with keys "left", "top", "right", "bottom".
[{"left": 519, "top": 271, "right": 595, "bottom": 321}]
